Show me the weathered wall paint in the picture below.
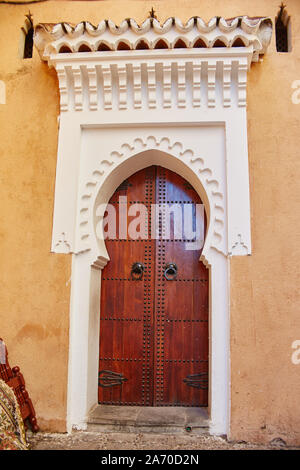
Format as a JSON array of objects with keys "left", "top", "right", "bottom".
[
  {"left": 231, "top": 36, "right": 300, "bottom": 445},
  {"left": 0, "top": 0, "right": 299, "bottom": 443}
]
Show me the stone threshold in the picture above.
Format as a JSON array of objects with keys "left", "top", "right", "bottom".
[{"left": 87, "top": 405, "right": 209, "bottom": 435}]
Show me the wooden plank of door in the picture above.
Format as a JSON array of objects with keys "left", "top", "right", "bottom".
[
  {"left": 153, "top": 167, "right": 209, "bottom": 406},
  {"left": 98, "top": 166, "right": 156, "bottom": 405}
]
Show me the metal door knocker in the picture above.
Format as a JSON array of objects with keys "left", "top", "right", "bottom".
[
  {"left": 164, "top": 263, "right": 178, "bottom": 281},
  {"left": 131, "top": 262, "right": 145, "bottom": 280}
]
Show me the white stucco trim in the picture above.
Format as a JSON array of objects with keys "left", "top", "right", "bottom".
[
  {"left": 64, "top": 126, "right": 231, "bottom": 435},
  {"left": 34, "top": 40, "right": 272, "bottom": 435},
  {"left": 35, "top": 15, "right": 272, "bottom": 62},
  {"left": 65, "top": 135, "right": 231, "bottom": 434}
]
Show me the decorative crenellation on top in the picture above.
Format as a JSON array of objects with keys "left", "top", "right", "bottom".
[
  {"left": 34, "top": 15, "right": 272, "bottom": 114},
  {"left": 53, "top": 51, "right": 250, "bottom": 112},
  {"left": 34, "top": 16, "right": 272, "bottom": 61}
]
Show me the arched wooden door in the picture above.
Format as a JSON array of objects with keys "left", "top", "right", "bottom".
[{"left": 98, "top": 166, "right": 208, "bottom": 406}]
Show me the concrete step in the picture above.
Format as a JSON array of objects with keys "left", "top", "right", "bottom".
[{"left": 87, "top": 405, "right": 209, "bottom": 435}]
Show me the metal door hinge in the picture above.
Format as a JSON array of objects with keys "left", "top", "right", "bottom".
[
  {"left": 183, "top": 372, "right": 208, "bottom": 390},
  {"left": 98, "top": 370, "right": 128, "bottom": 388}
]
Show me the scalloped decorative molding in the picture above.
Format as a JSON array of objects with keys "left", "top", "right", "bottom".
[
  {"left": 35, "top": 16, "right": 272, "bottom": 61},
  {"left": 77, "top": 135, "right": 226, "bottom": 267},
  {"left": 34, "top": 16, "right": 272, "bottom": 113}
]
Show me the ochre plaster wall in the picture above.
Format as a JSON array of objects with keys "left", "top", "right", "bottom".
[
  {"left": 0, "top": 0, "right": 299, "bottom": 442},
  {"left": 231, "top": 9, "right": 300, "bottom": 446}
]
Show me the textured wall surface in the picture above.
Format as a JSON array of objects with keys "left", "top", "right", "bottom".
[{"left": 0, "top": 0, "right": 299, "bottom": 442}]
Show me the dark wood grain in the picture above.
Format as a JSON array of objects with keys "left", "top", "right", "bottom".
[{"left": 98, "top": 166, "right": 208, "bottom": 406}]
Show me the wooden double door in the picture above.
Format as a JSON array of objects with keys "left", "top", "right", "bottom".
[{"left": 98, "top": 166, "right": 208, "bottom": 407}]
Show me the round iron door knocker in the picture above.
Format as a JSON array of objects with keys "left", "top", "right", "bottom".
[
  {"left": 164, "top": 263, "right": 178, "bottom": 281},
  {"left": 131, "top": 262, "right": 145, "bottom": 280}
]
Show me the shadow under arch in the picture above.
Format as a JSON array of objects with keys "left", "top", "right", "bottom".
[{"left": 92, "top": 149, "right": 212, "bottom": 267}]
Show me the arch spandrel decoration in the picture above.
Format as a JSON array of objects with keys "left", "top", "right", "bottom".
[{"left": 33, "top": 15, "right": 272, "bottom": 434}]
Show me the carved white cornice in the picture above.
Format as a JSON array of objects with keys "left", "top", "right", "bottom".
[
  {"left": 34, "top": 16, "right": 272, "bottom": 61},
  {"left": 34, "top": 16, "right": 272, "bottom": 114},
  {"left": 45, "top": 48, "right": 252, "bottom": 112},
  {"left": 38, "top": 14, "right": 273, "bottom": 267}
]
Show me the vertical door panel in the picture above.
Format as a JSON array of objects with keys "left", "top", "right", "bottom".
[
  {"left": 98, "top": 167, "right": 155, "bottom": 405},
  {"left": 154, "top": 167, "right": 208, "bottom": 406}
]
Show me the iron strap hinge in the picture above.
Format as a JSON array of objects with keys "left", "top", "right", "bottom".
[
  {"left": 183, "top": 372, "right": 208, "bottom": 390},
  {"left": 98, "top": 370, "right": 128, "bottom": 388}
]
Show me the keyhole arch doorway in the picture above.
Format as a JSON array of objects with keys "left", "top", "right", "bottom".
[
  {"left": 98, "top": 164, "right": 209, "bottom": 407},
  {"left": 89, "top": 147, "right": 217, "bottom": 270},
  {"left": 68, "top": 139, "right": 229, "bottom": 435}
]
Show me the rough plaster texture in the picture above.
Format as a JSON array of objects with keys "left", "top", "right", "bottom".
[
  {"left": 231, "top": 46, "right": 300, "bottom": 445},
  {"left": 0, "top": 0, "right": 299, "bottom": 443}
]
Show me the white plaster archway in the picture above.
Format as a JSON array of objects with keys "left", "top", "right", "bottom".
[
  {"left": 67, "top": 134, "right": 229, "bottom": 435},
  {"left": 79, "top": 136, "right": 227, "bottom": 268}
]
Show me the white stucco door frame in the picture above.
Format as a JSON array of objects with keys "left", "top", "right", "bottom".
[{"left": 34, "top": 15, "right": 272, "bottom": 435}]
